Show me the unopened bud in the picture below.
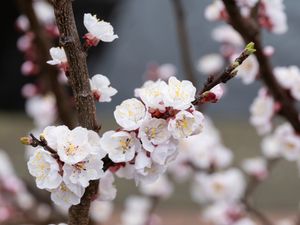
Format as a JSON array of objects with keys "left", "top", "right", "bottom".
[
  {"left": 20, "top": 136, "right": 32, "bottom": 145},
  {"left": 245, "top": 42, "right": 256, "bottom": 55}
]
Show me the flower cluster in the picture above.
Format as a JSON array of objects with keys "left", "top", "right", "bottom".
[
  {"left": 262, "top": 123, "right": 300, "bottom": 161},
  {"left": 100, "top": 76, "right": 205, "bottom": 185},
  {"left": 204, "top": 0, "right": 287, "bottom": 34},
  {"left": 274, "top": 66, "right": 300, "bottom": 101},
  {"left": 250, "top": 88, "right": 275, "bottom": 135},
  {"left": 27, "top": 126, "right": 107, "bottom": 208}
]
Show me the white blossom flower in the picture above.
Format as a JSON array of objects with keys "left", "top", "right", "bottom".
[
  {"left": 164, "top": 76, "right": 196, "bottom": 110},
  {"left": 274, "top": 66, "right": 300, "bottom": 101},
  {"left": 151, "top": 138, "right": 178, "bottom": 165},
  {"left": 168, "top": 110, "right": 204, "bottom": 139},
  {"left": 41, "top": 125, "right": 69, "bottom": 150},
  {"left": 25, "top": 95, "right": 57, "bottom": 128},
  {"left": 27, "top": 148, "right": 62, "bottom": 189},
  {"left": 137, "top": 80, "right": 168, "bottom": 111},
  {"left": 90, "top": 201, "right": 113, "bottom": 223},
  {"left": 89, "top": 74, "right": 117, "bottom": 102},
  {"left": 262, "top": 0, "right": 288, "bottom": 34},
  {"left": 204, "top": 0, "right": 225, "bottom": 21},
  {"left": 121, "top": 196, "right": 151, "bottom": 225},
  {"left": 274, "top": 123, "right": 300, "bottom": 161},
  {"left": 50, "top": 181, "right": 84, "bottom": 208},
  {"left": 56, "top": 127, "right": 93, "bottom": 164},
  {"left": 115, "top": 163, "right": 136, "bottom": 180},
  {"left": 100, "top": 130, "right": 140, "bottom": 163},
  {"left": 234, "top": 218, "right": 257, "bottom": 225},
  {"left": 139, "top": 175, "right": 173, "bottom": 199},
  {"left": 63, "top": 154, "right": 104, "bottom": 188},
  {"left": 193, "top": 169, "right": 246, "bottom": 203},
  {"left": 83, "top": 13, "right": 118, "bottom": 45},
  {"left": 261, "top": 135, "right": 281, "bottom": 159},
  {"left": 138, "top": 118, "right": 171, "bottom": 152},
  {"left": 250, "top": 88, "right": 274, "bottom": 135},
  {"left": 197, "top": 53, "right": 224, "bottom": 75},
  {"left": 33, "top": 0, "right": 55, "bottom": 24},
  {"left": 97, "top": 171, "right": 117, "bottom": 201},
  {"left": 203, "top": 202, "right": 244, "bottom": 225},
  {"left": 135, "top": 155, "right": 166, "bottom": 185},
  {"left": 212, "top": 25, "right": 244, "bottom": 47},
  {"left": 114, "top": 98, "right": 146, "bottom": 130},
  {"left": 242, "top": 157, "right": 268, "bottom": 180},
  {"left": 47, "top": 47, "right": 67, "bottom": 67},
  {"left": 235, "top": 55, "right": 259, "bottom": 85},
  {"left": 156, "top": 64, "right": 177, "bottom": 80}
]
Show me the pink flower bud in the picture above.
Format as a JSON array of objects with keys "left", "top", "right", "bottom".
[{"left": 21, "top": 61, "right": 39, "bottom": 76}]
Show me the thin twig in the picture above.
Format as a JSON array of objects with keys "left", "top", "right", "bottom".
[
  {"left": 222, "top": 0, "right": 300, "bottom": 133},
  {"left": 193, "top": 43, "right": 255, "bottom": 105},
  {"left": 171, "top": 0, "right": 198, "bottom": 85}
]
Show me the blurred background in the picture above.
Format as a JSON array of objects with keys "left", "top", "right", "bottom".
[{"left": 1, "top": 0, "right": 300, "bottom": 221}]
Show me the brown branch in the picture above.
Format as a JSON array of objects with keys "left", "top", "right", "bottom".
[
  {"left": 17, "top": 0, "right": 75, "bottom": 129},
  {"left": 171, "top": 0, "right": 198, "bottom": 86},
  {"left": 193, "top": 43, "right": 255, "bottom": 105},
  {"left": 240, "top": 158, "right": 279, "bottom": 225},
  {"left": 51, "top": 0, "right": 101, "bottom": 224},
  {"left": 222, "top": 0, "right": 300, "bottom": 133}
]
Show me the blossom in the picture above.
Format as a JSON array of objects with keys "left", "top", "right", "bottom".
[
  {"left": 261, "top": 135, "right": 281, "bottom": 159},
  {"left": 90, "top": 201, "right": 113, "bottom": 223},
  {"left": 27, "top": 148, "right": 62, "bottom": 189},
  {"left": 83, "top": 13, "right": 118, "bottom": 46},
  {"left": 50, "top": 181, "right": 84, "bottom": 208},
  {"left": 201, "top": 84, "right": 225, "bottom": 103},
  {"left": 137, "top": 80, "right": 168, "bottom": 111},
  {"left": 235, "top": 55, "right": 259, "bottom": 85},
  {"left": 100, "top": 130, "right": 140, "bottom": 163},
  {"left": 56, "top": 127, "right": 94, "bottom": 164},
  {"left": 63, "top": 154, "right": 104, "bottom": 188},
  {"left": 139, "top": 175, "right": 173, "bottom": 199},
  {"left": 47, "top": 47, "right": 68, "bottom": 69},
  {"left": 261, "top": 0, "right": 288, "bottom": 34},
  {"left": 89, "top": 74, "right": 117, "bottom": 102},
  {"left": 274, "top": 66, "right": 300, "bottom": 101},
  {"left": 164, "top": 76, "right": 196, "bottom": 110},
  {"left": 203, "top": 202, "right": 245, "bottom": 225},
  {"left": 197, "top": 53, "right": 224, "bottom": 75},
  {"left": 114, "top": 98, "right": 146, "bottom": 130},
  {"left": 274, "top": 123, "right": 300, "bottom": 161},
  {"left": 151, "top": 138, "right": 178, "bottom": 165},
  {"left": 250, "top": 88, "right": 274, "bottom": 135},
  {"left": 121, "top": 196, "right": 151, "bottom": 225},
  {"left": 212, "top": 25, "right": 244, "bottom": 47},
  {"left": 138, "top": 118, "right": 170, "bottom": 152},
  {"left": 192, "top": 169, "right": 245, "bottom": 203},
  {"left": 25, "top": 94, "right": 57, "bottom": 128},
  {"left": 33, "top": 0, "right": 55, "bottom": 24},
  {"left": 168, "top": 110, "right": 204, "bottom": 139},
  {"left": 204, "top": 0, "right": 225, "bottom": 21},
  {"left": 97, "top": 171, "right": 117, "bottom": 201},
  {"left": 135, "top": 155, "right": 167, "bottom": 185},
  {"left": 242, "top": 157, "right": 268, "bottom": 180}
]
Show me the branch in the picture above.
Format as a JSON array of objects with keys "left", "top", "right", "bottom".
[
  {"left": 171, "top": 0, "right": 198, "bottom": 85},
  {"left": 222, "top": 0, "right": 300, "bottom": 133},
  {"left": 240, "top": 158, "right": 278, "bottom": 225},
  {"left": 17, "top": 0, "right": 75, "bottom": 128},
  {"left": 51, "top": 0, "right": 101, "bottom": 224},
  {"left": 193, "top": 43, "right": 256, "bottom": 105}
]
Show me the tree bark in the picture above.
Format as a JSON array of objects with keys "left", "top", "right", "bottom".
[{"left": 52, "top": 0, "right": 100, "bottom": 224}]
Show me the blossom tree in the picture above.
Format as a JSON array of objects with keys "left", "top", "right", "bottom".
[{"left": 5, "top": 0, "right": 298, "bottom": 225}]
